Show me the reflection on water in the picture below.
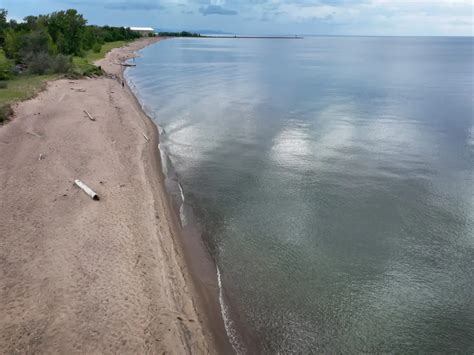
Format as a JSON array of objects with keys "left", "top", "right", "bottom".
[{"left": 126, "top": 37, "right": 474, "bottom": 353}]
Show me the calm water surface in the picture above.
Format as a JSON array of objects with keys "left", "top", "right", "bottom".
[{"left": 126, "top": 37, "right": 474, "bottom": 353}]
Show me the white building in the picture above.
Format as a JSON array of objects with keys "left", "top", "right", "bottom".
[{"left": 130, "top": 27, "right": 155, "bottom": 36}]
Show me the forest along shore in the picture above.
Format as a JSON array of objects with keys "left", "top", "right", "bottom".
[{"left": 0, "top": 37, "right": 226, "bottom": 354}]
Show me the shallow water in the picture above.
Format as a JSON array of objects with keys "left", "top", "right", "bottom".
[{"left": 126, "top": 36, "right": 474, "bottom": 353}]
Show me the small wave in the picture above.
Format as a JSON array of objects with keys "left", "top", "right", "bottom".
[
  {"left": 178, "top": 183, "right": 187, "bottom": 226},
  {"left": 178, "top": 182, "right": 185, "bottom": 203},
  {"left": 158, "top": 144, "right": 169, "bottom": 176},
  {"left": 216, "top": 265, "right": 246, "bottom": 354}
]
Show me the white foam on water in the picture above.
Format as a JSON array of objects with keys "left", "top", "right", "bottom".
[
  {"left": 158, "top": 144, "right": 168, "bottom": 176},
  {"left": 216, "top": 265, "right": 246, "bottom": 354},
  {"left": 178, "top": 183, "right": 187, "bottom": 226}
]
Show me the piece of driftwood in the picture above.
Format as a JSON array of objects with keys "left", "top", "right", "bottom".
[
  {"left": 120, "top": 63, "right": 136, "bottom": 67},
  {"left": 84, "top": 110, "right": 96, "bottom": 121},
  {"left": 142, "top": 133, "right": 150, "bottom": 142},
  {"left": 38, "top": 153, "right": 44, "bottom": 161},
  {"left": 74, "top": 179, "right": 100, "bottom": 201},
  {"left": 26, "top": 131, "right": 41, "bottom": 138}
]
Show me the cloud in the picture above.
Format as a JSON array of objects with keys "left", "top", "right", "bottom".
[
  {"left": 4, "top": 0, "right": 473, "bottom": 35},
  {"left": 103, "top": 1, "right": 164, "bottom": 10},
  {"left": 199, "top": 5, "right": 238, "bottom": 16}
]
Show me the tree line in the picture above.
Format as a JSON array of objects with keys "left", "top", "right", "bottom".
[
  {"left": 0, "top": 9, "right": 141, "bottom": 77},
  {"left": 158, "top": 31, "right": 201, "bottom": 38}
]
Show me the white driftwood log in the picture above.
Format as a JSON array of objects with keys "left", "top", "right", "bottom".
[
  {"left": 84, "top": 110, "right": 96, "bottom": 121},
  {"left": 74, "top": 179, "right": 100, "bottom": 200},
  {"left": 142, "top": 133, "right": 150, "bottom": 142}
]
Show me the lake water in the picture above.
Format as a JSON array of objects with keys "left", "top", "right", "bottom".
[{"left": 126, "top": 37, "right": 474, "bottom": 353}]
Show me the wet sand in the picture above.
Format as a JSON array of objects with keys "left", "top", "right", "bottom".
[{"left": 0, "top": 38, "right": 231, "bottom": 354}]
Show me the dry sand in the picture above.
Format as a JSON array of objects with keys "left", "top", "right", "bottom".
[{"left": 0, "top": 38, "right": 230, "bottom": 354}]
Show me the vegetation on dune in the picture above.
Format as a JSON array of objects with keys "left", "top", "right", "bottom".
[
  {"left": 0, "top": 73, "right": 59, "bottom": 106},
  {"left": 0, "top": 71, "right": 58, "bottom": 123},
  {"left": 0, "top": 8, "right": 141, "bottom": 123}
]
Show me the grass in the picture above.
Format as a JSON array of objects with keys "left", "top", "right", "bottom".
[
  {"left": 86, "top": 40, "right": 127, "bottom": 62},
  {"left": 0, "top": 74, "right": 59, "bottom": 123},
  {"left": 72, "top": 40, "right": 127, "bottom": 76},
  {"left": 0, "top": 41, "right": 128, "bottom": 122},
  {"left": 0, "top": 74, "right": 60, "bottom": 107}
]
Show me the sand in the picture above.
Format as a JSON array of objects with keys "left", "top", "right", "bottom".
[{"left": 0, "top": 38, "right": 228, "bottom": 354}]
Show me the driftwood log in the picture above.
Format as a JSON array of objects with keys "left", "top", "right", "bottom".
[
  {"left": 84, "top": 110, "right": 96, "bottom": 121},
  {"left": 74, "top": 179, "right": 100, "bottom": 201}
]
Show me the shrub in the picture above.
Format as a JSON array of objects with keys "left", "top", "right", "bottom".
[
  {"left": 19, "top": 29, "right": 55, "bottom": 60},
  {"left": 82, "top": 64, "right": 102, "bottom": 76},
  {"left": 92, "top": 43, "right": 101, "bottom": 53},
  {"left": 50, "top": 54, "right": 72, "bottom": 73},
  {"left": 0, "top": 80, "right": 7, "bottom": 89},
  {"left": 27, "top": 52, "right": 51, "bottom": 74},
  {"left": 67, "top": 62, "right": 102, "bottom": 78},
  {"left": 66, "top": 68, "right": 82, "bottom": 79},
  {"left": 0, "top": 49, "right": 12, "bottom": 80},
  {"left": 0, "top": 64, "right": 11, "bottom": 80},
  {"left": 0, "top": 104, "right": 13, "bottom": 123}
]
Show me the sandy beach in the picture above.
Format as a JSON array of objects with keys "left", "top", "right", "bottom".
[{"left": 0, "top": 38, "right": 230, "bottom": 354}]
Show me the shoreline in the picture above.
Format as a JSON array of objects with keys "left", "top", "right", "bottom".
[
  {"left": 123, "top": 40, "right": 262, "bottom": 354},
  {"left": 0, "top": 37, "right": 232, "bottom": 353},
  {"left": 106, "top": 38, "right": 236, "bottom": 353}
]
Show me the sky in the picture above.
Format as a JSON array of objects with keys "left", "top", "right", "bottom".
[{"left": 2, "top": 0, "right": 473, "bottom": 36}]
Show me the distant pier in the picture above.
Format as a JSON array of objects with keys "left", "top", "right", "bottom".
[{"left": 202, "top": 35, "right": 304, "bottom": 39}]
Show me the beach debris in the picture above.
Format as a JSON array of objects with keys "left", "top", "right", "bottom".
[
  {"left": 119, "top": 63, "right": 136, "bottom": 67},
  {"left": 74, "top": 179, "right": 100, "bottom": 201},
  {"left": 84, "top": 110, "right": 96, "bottom": 121},
  {"left": 38, "top": 153, "right": 44, "bottom": 161},
  {"left": 26, "top": 131, "right": 41, "bottom": 138},
  {"left": 142, "top": 133, "right": 150, "bottom": 142}
]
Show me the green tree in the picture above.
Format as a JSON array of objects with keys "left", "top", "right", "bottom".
[
  {"left": 0, "top": 9, "right": 8, "bottom": 46},
  {"left": 3, "top": 29, "right": 22, "bottom": 62},
  {"left": 47, "top": 9, "right": 86, "bottom": 56},
  {"left": 23, "top": 16, "right": 39, "bottom": 31}
]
